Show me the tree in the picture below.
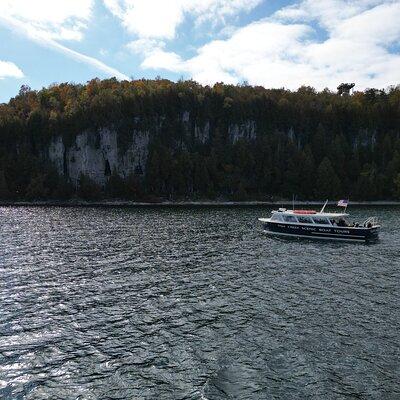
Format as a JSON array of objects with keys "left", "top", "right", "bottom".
[
  {"left": 312, "top": 124, "right": 327, "bottom": 164},
  {"left": 25, "top": 174, "right": 49, "bottom": 200},
  {"left": 105, "top": 172, "right": 126, "bottom": 198},
  {"left": 77, "top": 174, "right": 102, "bottom": 200},
  {"left": 52, "top": 178, "right": 73, "bottom": 199},
  {"left": 299, "top": 146, "right": 316, "bottom": 199},
  {"left": 316, "top": 157, "right": 341, "bottom": 199},
  {"left": 356, "top": 164, "right": 379, "bottom": 200},
  {"left": 0, "top": 170, "right": 10, "bottom": 199},
  {"left": 394, "top": 173, "right": 400, "bottom": 199},
  {"left": 233, "top": 180, "right": 248, "bottom": 201}
]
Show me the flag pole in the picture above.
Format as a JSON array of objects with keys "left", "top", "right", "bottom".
[
  {"left": 320, "top": 199, "right": 328, "bottom": 213},
  {"left": 344, "top": 198, "right": 349, "bottom": 213}
]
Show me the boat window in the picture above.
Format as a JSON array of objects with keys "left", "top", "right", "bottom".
[
  {"left": 297, "top": 216, "right": 313, "bottom": 224},
  {"left": 312, "top": 217, "right": 330, "bottom": 225},
  {"left": 271, "top": 213, "right": 283, "bottom": 222},
  {"left": 283, "top": 215, "right": 298, "bottom": 223}
]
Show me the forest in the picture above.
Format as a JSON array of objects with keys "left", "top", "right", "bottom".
[{"left": 0, "top": 78, "right": 400, "bottom": 201}]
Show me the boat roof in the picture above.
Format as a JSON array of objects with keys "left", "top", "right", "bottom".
[{"left": 272, "top": 209, "right": 349, "bottom": 218}]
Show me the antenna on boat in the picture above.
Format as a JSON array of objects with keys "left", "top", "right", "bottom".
[
  {"left": 292, "top": 194, "right": 295, "bottom": 211},
  {"left": 320, "top": 199, "right": 328, "bottom": 213}
]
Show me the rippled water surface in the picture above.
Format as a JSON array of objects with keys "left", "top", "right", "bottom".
[{"left": 0, "top": 206, "right": 399, "bottom": 399}]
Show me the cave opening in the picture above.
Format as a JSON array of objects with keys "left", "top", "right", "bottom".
[
  {"left": 104, "top": 159, "right": 111, "bottom": 176},
  {"left": 135, "top": 164, "right": 143, "bottom": 175}
]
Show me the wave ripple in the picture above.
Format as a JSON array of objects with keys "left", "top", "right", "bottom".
[{"left": 0, "top": 206, "right": 399, "bottom": 399}]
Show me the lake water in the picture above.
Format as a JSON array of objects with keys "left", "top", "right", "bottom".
[{"left": 0, "top": 206, "right": 399, "bottom": 399}]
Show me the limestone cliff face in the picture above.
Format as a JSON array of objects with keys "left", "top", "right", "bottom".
[
  {"left": 228, "top": 121, "right": 256, "bottom": 143},
  {"left": 49, "top": 128, "right": 149, "bottom": 187},
  {"left": 47, "top": 113, "right": 258, "bottom": 186}
]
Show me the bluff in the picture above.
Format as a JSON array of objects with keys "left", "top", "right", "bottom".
[
  {"left": 48, "top": 129, "right": 150, "bottom": 188},
  {"left": 0, "top": 79, "right": 400, "bottom": 201}
]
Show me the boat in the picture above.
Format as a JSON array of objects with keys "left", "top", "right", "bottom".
[{"left": 258, "top": 201, "right": 380, "bottom": 242}]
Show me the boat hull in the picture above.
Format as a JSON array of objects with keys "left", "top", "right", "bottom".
[{"left": 262, "top": 221, "right": 379, "bottom": 242}]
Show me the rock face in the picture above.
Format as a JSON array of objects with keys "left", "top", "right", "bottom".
[
  {"left": 49, "top": 128, "right": 149, "bottom": 187},
  {"left": 228, "top": 121, "right": 256, "bottom": 143},
  {"left": 194, "top": 121, "right": 210, "bottom": 144},
  {"left": 47, "top": 115, "right": 257, "bottom": 186}
]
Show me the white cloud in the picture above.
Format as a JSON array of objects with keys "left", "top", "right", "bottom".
[
  {"left": 142, "top": 49, "right": 185, "bottom": 72},
  {"left": 127, "top": 38, "right": 185, "bottom": 73},
  {"left": 275, "top": 0, "right": 400, "bottom": 45},
  {"left": 0, "top": 2, "right": 129, "bottom": 80},
  {"left": 0, "top": 61, "right": 24, "bottom": 80},
  {"left": 137, "top": 21, "right": 313, "bottom": 86},
  {"left": 0, "top": 0, "right": 93, "bottom": 41},
  {"left": 333, "top": 2, "right": 400, "bottom": 45},
  {"left": 134, "top": 0, "right": 400, "bottom": 90},
  {"left": 104, "top": 0, "right": 184, "bottom": 39},
  {"left": 274, "top": 0, "right": 376, "bottom": 29},
  {"left": 127, "top": 38, "right": 166, "bottom": 55},
  {"left": 103, "top": 0, "right": 262, "bottom": 39}
]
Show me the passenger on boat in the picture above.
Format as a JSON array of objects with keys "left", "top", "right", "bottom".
[{"left": 337, "top": 218, "right": 347, "bottom": 227}]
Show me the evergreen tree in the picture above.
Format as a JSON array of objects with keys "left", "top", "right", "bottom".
[
  {"left": 312, "top": 124, "right": 327, "bottom": 164},
  {"left": 316, "top": 157, "right": 341, "bottom": 199},
  {"left": 0, "top": 170, "right": 10, "bottom": 199},
  {"left": 299, "top": 146, "right": 316, "bottom": 199},
  {"left": 78, "top": 174, "right": 102, "bottom": 200},
  {"left": 356, "top": 164, "right": 379, "bottom": 200},
  {"left": 394, "top": 173, "right": 400, "bottom": 199},
  {"left": 25, "top": 174, "right": 49, "bottom": 200},
  {"left": 105, "top": 172, "right": 126, "bottom": 198}
]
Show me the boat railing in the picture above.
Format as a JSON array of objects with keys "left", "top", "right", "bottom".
[{"left": 363, "top": 216, "right": 379, "bottom": 227}]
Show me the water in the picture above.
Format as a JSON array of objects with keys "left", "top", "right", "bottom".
[{"left": 0, "top": 206, "right": 399, "bottom": 400}]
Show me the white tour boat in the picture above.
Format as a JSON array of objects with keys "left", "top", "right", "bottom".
[{"left": 259, "top": 201, "right": 380, "bottom": 242}]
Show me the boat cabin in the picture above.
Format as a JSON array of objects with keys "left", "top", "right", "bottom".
[{"left": 270, "top": 208, "right": 356, "bottom": 227}]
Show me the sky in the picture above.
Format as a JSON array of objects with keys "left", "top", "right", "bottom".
[{"left": 0, "top": 0, "right": 400, "bottom": 103}]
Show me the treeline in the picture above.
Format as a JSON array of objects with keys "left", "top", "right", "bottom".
[{"left": 0, "top": 78, "right": 400, "bottom": 201}]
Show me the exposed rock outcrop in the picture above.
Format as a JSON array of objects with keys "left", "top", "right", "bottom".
[
  {"left": 47, "top": 115, "right": 258, "bottom": 186},
  {"left": 49, "top": 128, "right": 149, "bottom": 187},
  {"left": 228, "top": 121, "right": 256, "bottom": 143}
]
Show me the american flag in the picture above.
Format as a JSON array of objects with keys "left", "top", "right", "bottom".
[{"left": 337, "top": 199, "right": 349, "bottom": 207}]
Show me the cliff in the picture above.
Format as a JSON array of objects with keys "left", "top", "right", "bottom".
[
  {"left": 47, "top": 113, "right": 257, "bottom": 187},
  {"left": 48, "top": 128, "right": 150, "bottom": 187},
  {"left": 0, "top": 79, "right": 399, "bottom": 201}
]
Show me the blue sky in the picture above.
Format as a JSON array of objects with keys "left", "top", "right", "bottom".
[{"left": 0, "top": 0, "right": 399, "bottom": 103}]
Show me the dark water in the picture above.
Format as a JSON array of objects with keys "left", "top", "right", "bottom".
[{"left": 0, "top": 206, "right": 399, "bottom": 400}]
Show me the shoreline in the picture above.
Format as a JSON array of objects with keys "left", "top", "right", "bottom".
[{"left": 1, "top": 200, "right": 400, "bottom": 207}]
